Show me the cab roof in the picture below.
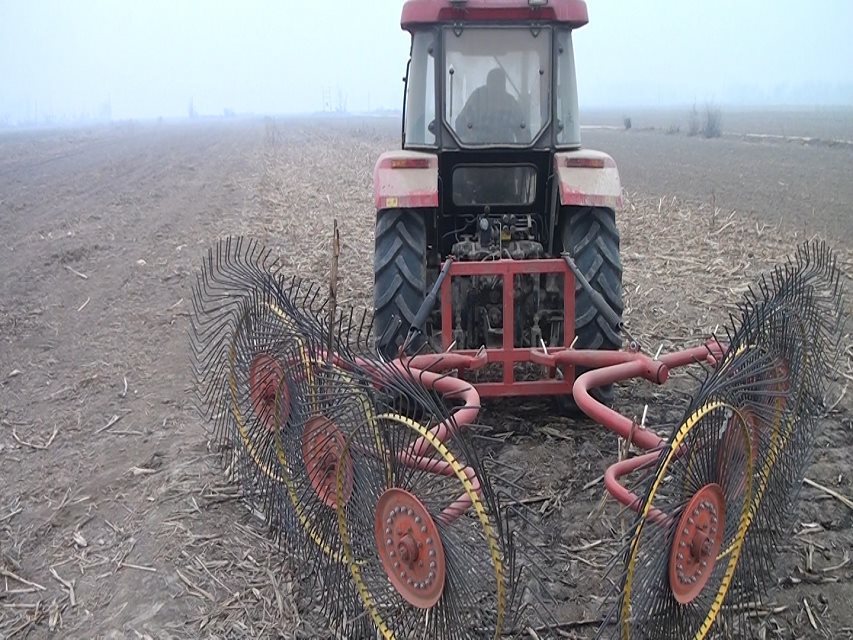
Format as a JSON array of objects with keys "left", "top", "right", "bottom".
[{"left": 401, "top": 0, "right": 589, "bottom": 30}]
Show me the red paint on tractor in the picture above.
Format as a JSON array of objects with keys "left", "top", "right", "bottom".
[
  {"left": 401, "top": 0, "right": 589, "bottom": 29},
  {"left": 560, "top": 190, "right": 622, "bottom": 208},
  {"left": 373, "top": 151, "right": 439, "bottom": 211},
  {"left": 376, "top": 193, "right": 438, "bottom": 210},
  {"left": 553, "top": 150, "right": 623, "bottom": 209}
]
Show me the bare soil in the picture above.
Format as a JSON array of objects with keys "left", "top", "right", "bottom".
[
  {"left": 583, "top": 107, "right": 853, "bottom": 141},
  {"left": 0, "top": 116, "right": 851, "bottom": 640},
  {"left": 581, "top": 128, "right": 853, "bottom": 247}
]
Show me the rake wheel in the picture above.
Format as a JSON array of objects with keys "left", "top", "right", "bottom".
[
  {"left": 226, "top": 295, "right": 381, "bottom": 637},
  {"left": 715, "top": 243, "right": 845, "bottom": 603},
  {"left": 226, "top": 300, "right": 314, "bottom": 519},
  {"left": 616, "top": 401, "right": 754, "bottom": 640},
  {"left": 336, "top": 413, "right": 510, "bottom": 640}
]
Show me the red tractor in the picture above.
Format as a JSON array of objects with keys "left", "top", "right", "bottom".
[{"left": 372, "top": 0, "right": 624, "bottom": 402}]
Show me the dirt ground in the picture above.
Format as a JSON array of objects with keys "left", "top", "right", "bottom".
[
  {"left": 0, "top": 116, "right": 851, "bottom": 640},
  {"left": 583, "top": 107, "right": 853, "bottom": 141},
  {"left": 580, "top": 128, "right": 853, "bottom": 247}
]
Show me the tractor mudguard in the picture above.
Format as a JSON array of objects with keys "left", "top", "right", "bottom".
[
  {"left": 373, "top": 150, "right": 439, "bottom": 211},
  {"left": 553, "top": 149, "right": 623, "bottom": 209}
]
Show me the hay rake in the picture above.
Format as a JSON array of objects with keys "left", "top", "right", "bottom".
[{"left": 188, "top": 237, "right": 844, "bottom": 639}]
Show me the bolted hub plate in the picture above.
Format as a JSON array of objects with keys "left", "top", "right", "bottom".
[
  {"left": 669, "top": 483, "right": 726, "bottom": 604},
  {"left": 249, "top": 354, "right": 288, "bottom": 431},
  {"left": 302, "top": 416, "right": 353, "bottom": 509},
  {"left": 374, "top": 488, "right": 446, "bottom": 609}
]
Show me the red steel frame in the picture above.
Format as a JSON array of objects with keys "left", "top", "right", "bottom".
[
  {"left": 438, "top": 257, "right": 575, "bottom": 397},
  {"left": 366, "top": 338, "right": 727, "bottom": 522},
  {"left": 336, "top": 257, "right": 729, "bottom": 532}
]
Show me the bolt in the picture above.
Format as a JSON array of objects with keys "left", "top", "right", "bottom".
[
  {"left": 421, "top": 526, "right": 427, "bottom": 534},
  {"left": 430, "top": 561, "right": 436, "bottom": 569},
  {"left": 393, "top": 561, "right": 400, "bottom": 569},
  {"left": 429, "top": 550, "right": 436, "bottom": 557},
  {"left": 428, "top": 571, "right": 435, "bottom": 580},
  {"left": 414, "top": 516, "right": 422, "bottom": 524},
  {"left": 688, "top": 517, "right": 695, "bottom": 525},
  {"left": 386, "top": 538, "right": 393, "bottom": 547},
  {"left": 385, "top": 527, "right": 391, "bottom": 536},
  {"left": 426, "top": 537, "right": 433, "bottom": 545}
]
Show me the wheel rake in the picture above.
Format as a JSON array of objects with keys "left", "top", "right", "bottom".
[
  {"left": 188, "top": 237, "right": 845, "bottom": 640},
  {"left": 589, "top": 240, "right": 846, "bottom": 639},
  {"left": 189, "top": 239, "right": 379, "bottom": 635},
  {"left": 188, "top": 236, "right": 520, "bottom": 639}
]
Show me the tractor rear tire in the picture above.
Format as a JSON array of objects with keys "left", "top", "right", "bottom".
[
  {"left": 373, "top": 208, "right": 427, "bottom": 360},
  {"left": 559, "top": 206, "right": 624, "bottom": 406}
]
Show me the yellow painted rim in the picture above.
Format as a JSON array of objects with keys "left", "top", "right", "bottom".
[
  {"left": 336, "top": 413, "right": 508, "bottom": 640},
  {"left": 621, "top": 400, "right": 754, "bottom": 640}
]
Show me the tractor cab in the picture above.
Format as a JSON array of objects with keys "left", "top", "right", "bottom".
[
  {"left": 401, "top": 1, "right": 586, "bottom": 226},
  {"left": 373, "top": 0, "right": 624, "bottom": 402},
  {"left": 402, "top": 0, "right": 583, "bottom": 151}
]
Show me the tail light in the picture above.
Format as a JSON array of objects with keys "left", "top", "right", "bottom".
[
  {"left": 390, "top": 158, "right": 432, "bottom": 169},
  {"left": 563, "top": 157, "right": 606, "bottom": 169}
]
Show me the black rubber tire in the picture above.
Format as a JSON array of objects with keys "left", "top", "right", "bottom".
[
  {"left": 559, "top": 206, "right": 624, "bottom": 406},
  {"left": 373, "top": 208, "right": 428, "bottom": 360}
]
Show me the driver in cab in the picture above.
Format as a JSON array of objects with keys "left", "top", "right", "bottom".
[{"left": 455, "top": 67, "right": 525, "bottom": 144}]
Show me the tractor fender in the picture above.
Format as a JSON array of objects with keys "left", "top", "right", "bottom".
[
  {"left": 373, "top": 150, "right": 439, "bottom": 211},
  {"left": 554, "top": 149, "right": 623, "bottom": 209}
]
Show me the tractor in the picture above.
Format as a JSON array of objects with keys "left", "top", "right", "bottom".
[{"left": 372, "top": 0, "right": 624, "bottom": 401}]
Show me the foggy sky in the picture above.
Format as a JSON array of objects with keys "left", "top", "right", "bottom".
[{"left": 2, "top": 0, "right": 852, "bottom": 125}]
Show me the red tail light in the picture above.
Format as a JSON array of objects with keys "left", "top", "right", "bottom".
[
  {"left": 390, "top": 158, "right": 432, "bottom": 169},
  {"left": 564, "top": 157, "right": 606, "bottom": 169}
]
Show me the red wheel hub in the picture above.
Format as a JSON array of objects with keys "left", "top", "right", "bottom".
[
  {"left": 249, "top": 354, "right": 288, "bottom": 431},
  {"left": 302, "top": 416, "right": 352, "bottom": 509},
  {"left": 374, "top": 488, "right": 446, "bottom": 609},
  {"left": 718, "top": 409, "right": 758, "bottom": 492},
  {"left": 771, "top": 359, "right": 791, "bottom": 413},
  {"left": 669, "top": 483, "right": 726, "bottom": 604}
]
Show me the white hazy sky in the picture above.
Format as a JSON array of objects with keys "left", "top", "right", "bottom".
[{"left": 2, "top": 0, "right": 852, "bottom": 123}]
